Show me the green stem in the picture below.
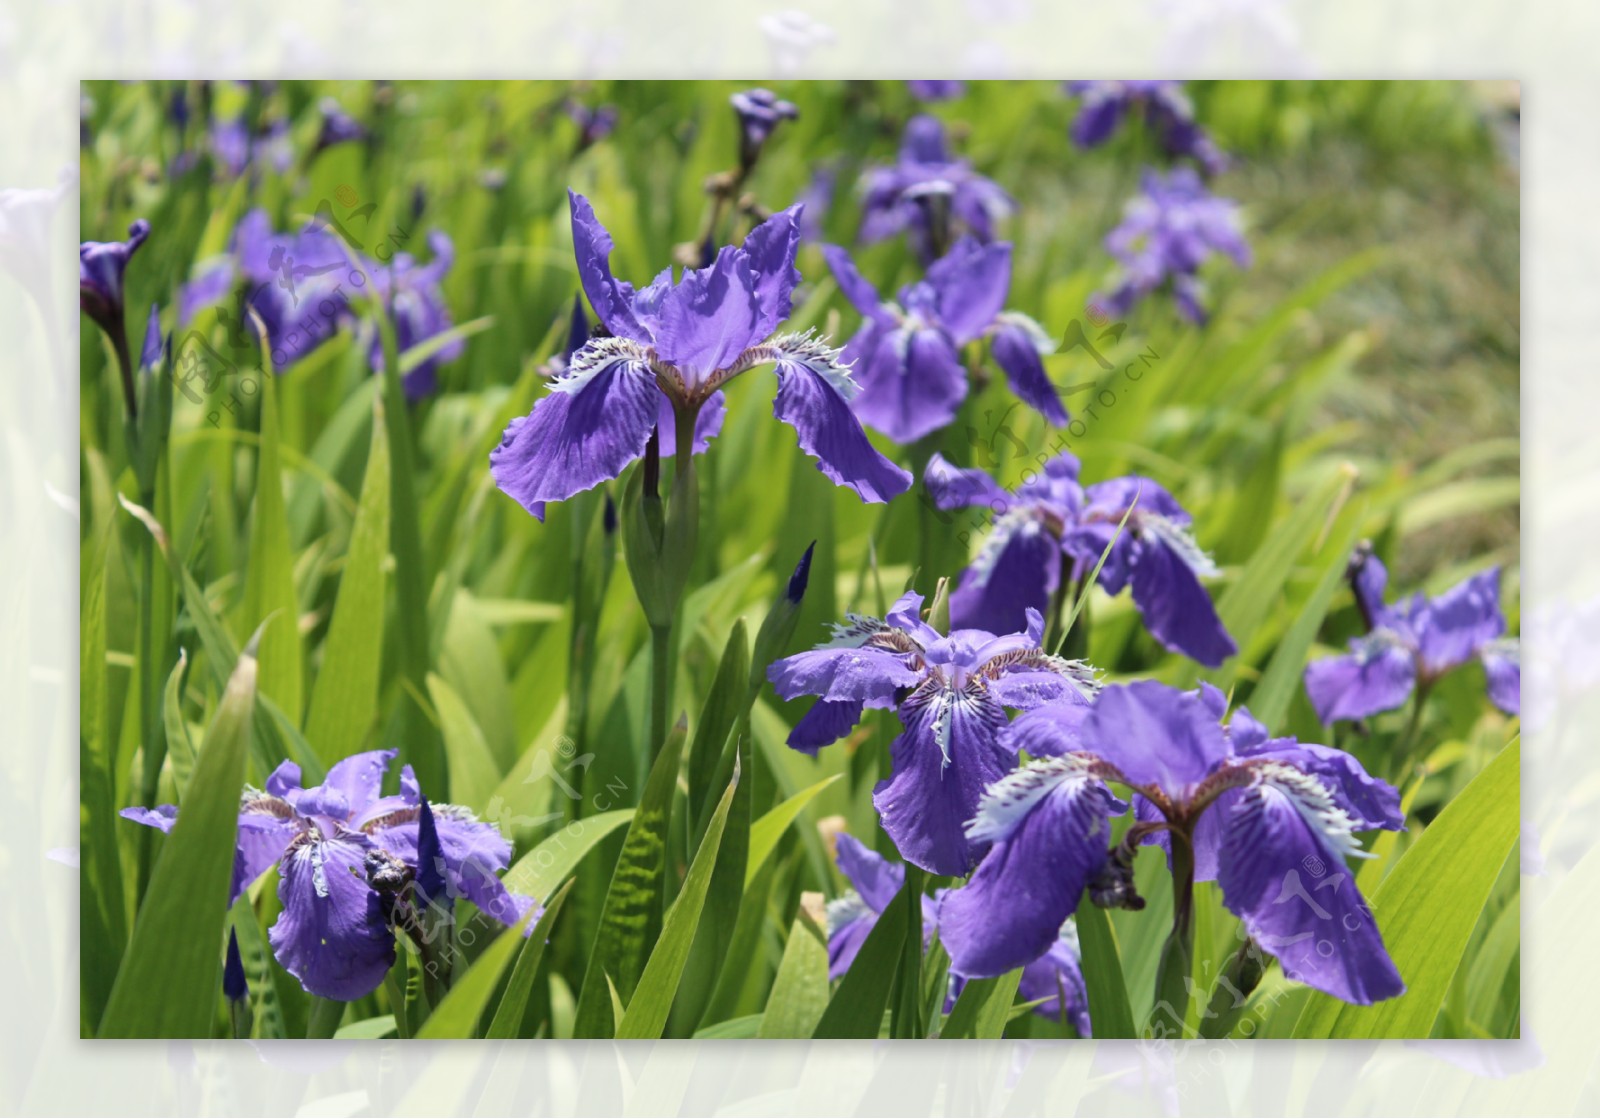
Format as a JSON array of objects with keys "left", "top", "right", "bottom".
[
  {"left": 892, "top": 863, "right": 927, "bottom": 1038},
  {"left": 1147, "top": 825, "right": 1196, "bottom": 1040},
  {"left": 1388, "top": 681, "right": 1433, "bottom": 785},
  {"left": 134, "top": 482, "right": 163, "bottom": 895},
  {"left": 644, "top": 404, "right": 700, "bottom": 766},
  {"left": 305, "top": 997, "right": 346, "bottom": 1039},
  {"left": 649, "top": 621, "right": 673, "bottom": 766},
  {"left": 111, "top": 320, "right": 137, "bottom": 422},
  {"left": 908, "top": 435, "right": 944, "bottom": 597}
]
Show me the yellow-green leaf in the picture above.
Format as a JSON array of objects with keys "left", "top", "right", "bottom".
[
  {"left": 745, "top": 774, "right": 841, "bottom": 888},
  {"left": 242, "top": 371, "right": 304, "bottom": 723},
  {"left": 615, "top": 767, "right": 740, "bottom": 1039},
  {"left": 98, "top": 643, "right": 258, "bottom": 1037},
  {"left": 303, "top": 404, "right": 389, "bottom": 762}
]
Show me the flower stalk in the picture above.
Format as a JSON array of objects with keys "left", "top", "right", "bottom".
[{"left": 1148, "top": 822, "right": 1196, "bottom": 1039}]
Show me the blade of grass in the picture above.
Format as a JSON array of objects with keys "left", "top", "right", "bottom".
[
  {"left": 1075, "top": 904, "right": 1136, "bottom": 1039},
  {"left": 757, "top": 894, "right": 830, "bottom": 1039},
  {"left": 615, "top": 763, "right": 740, "bottom": 1039},
  {"left": 812, "top": 877, "right": 914, "bottom": 1039},
  {"left": 485, "top": 880, "right": 574, "bottom": 1039},
  {"left": 415, "top": 903, "right": 541, "bottom": 1039},
  {"left": 745, "top": 774, "right": 841, "bottom": 888},
  {"left": 242, "top": 365, "right": 304, "bottom": 724},
  {"left": 98, "top": 635, "right": 258, "bottom": 1037},
  {"left": 941, "top": 968, "right": 1023, "bottom": 1040},
  {"left": 303, "top": 398, "right": 389, "bottom": 763},
  {"left": 571, "top": 717, "right": 687, "bottom": 1038}
]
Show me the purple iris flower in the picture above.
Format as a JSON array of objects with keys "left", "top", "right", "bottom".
[
  {"left": 829, "top": 830, "right": 1092, "bottom": 1033},
  {"left": 177, "top": 256, "right": 237, "bottom": 328},
  {"left": 1065, "top": 81, "right": 1229, "bottom": 177},
  {"left": 366, "top": 230, "right": 464, "bottom": 400},
  {"left": 253, "top": 118, "right": 294, "bottom": 174},
  {"left": 232, "top": 208, "right": 362, "bottom": 371},
  {"left": 907, "top": 80, "right": 966, "bottom": 102},
  {"left": 80, "top": 219, "right": 150, "bottom": 344},
  {"left": 1097, "top": 167, "right": 1250, "bottom": 325},
  {"left": 927, "top": 452, "right": 1237, "bottom": 667},
  {"left": 859, "top": 115, "right": 1014, "bottom": 262},
  {"left": 491, "top": 191, "right": 910, "bottom": 522},
  {"left": 827, "top": 831, "right": 940, "bottom": 979},
  {"left": 210, "top": 116, "right": 251, "bottom": 176},
  {"left": 209, "top": 115, "right": 293, "bottom": 178},
  {"left": 942, "top": 680, "right": 1406, "bottom": 1006},
  {"left": 180, "top": 212, "right": 461, "bottom": 399},
  {"left": 769, "top": 591, "right": 1098, "bottom": 876},
  {"left": 121, "top": 749, "right": 538, "bottom": 1002},
  {"left": 730, "top": 88, "right": 798, "bottom": 169},
  {"left": 313, "top": 98, "right": 368, "bottom": 156},
  {"left": 564, "top": 101, "right": 619, "bottom": 151},
  {"left": 822, "top": 237, "right": 1067, "bottom": 444},
  {"left": 1305, "top": 548, "right": 1520, "bottom": 722}
]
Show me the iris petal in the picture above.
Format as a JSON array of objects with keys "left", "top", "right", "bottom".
[
  {"left": 490, "top": 340, "right": 661, "bottom": 521},
  {"left": 990, "top": 319, "right": 1069, "bottom": 425},
  {"left": 940, "top": 756, "right": 1122, "bottom": 977},
  {"left": 787, "top": 698, "right": 866, "bottom": 753},
  {"left": 1077, "top": 680, "right": 1232, "bottom": 798},
  {"left": 567, "top": 190, "right": 650, "bottom": 343},
  {"left": 925, "top": 238, "right": 1011, "bottom": 345},
  {"left": 740, "top": 205, "right": 803, "bottom": 338},
  {"left": 834, "top": 832, "right": 905, "bottom": 914},
  {"left": 948, "top": 515, "right": 1061, "bottom": 637},
  {"left": 269, "top": 832, "right": 396, "bottom": 1002},
  {"left": 1216, "top": 773, "right": 1403, "bottom": 1005},
  {"left": 1481, "top": 640, "right": 1521, "bottom": 716},
  {"left": 872, "top": 687, "right": 1012, "bottom": 875},
  {"left": 770, "top": 341, "right": 913, "bottom": 504},
  {"left": 923, "top": 452, "right": 1009, "bottom": 512},
  {"left": 851, "top": 328, "right": 967, "bottom": 444},
  {"left": 1303, "top": 635, "right": 1417, "bottom": 723},
  {"left": 1128, "top": 533, "right": 1236, "bottom": 668}
]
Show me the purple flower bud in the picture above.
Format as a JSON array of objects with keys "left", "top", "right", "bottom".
[
  {"left": 79, "top": 219, "right": 150, "bottom": 338},
  {"left": 223, "top": 927, "right": 248, "bottom": 1003},
  {"left": 139, "top": 302, "right": 163, "bottom": 372},
  {"left": 730, "top": 88, "right": 798, "bottom": 169},
  {"left": 787, "top": 541, "right": 816, "bottom": 604},
  {"left": 168, "top": 86, "right": 191, "bottom": 130}
]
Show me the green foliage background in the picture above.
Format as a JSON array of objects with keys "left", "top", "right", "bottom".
[{"left": 78, "top": 79, "right": 1520, "bottom": 1040}]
